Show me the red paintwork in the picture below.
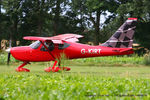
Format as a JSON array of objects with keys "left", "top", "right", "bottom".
[
  {"left": 16, "top": 62, "right": 30, "bottom": 72},
  {"left": 10, "top": 39, "right": 133, "bottom": 72},
  {"left": 23, "top": 34, "right": 83, "bottom": 43},
  {"left": 11, "top": 41, "right": 133, "bottom": 62},
  {"left": 128, "top": 18, "right": 137, "bottom": 20},
  {"left": 24, "top": 34, "right": 83, "bottom": 40}
]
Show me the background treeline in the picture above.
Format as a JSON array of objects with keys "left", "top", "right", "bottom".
[{"left": 0, "top": 0, "right": 150, "bottom": 49}]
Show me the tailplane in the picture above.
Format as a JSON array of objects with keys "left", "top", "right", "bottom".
[{"left": 101, "top": 18, "right": 137, "bottom": 48}]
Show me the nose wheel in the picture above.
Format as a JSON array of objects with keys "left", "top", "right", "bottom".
[{"left": 44, "top": 61, "right": 71, "bottom": 72}]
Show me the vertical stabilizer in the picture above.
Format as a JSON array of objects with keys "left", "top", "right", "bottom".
[{"left": 101, "top": 18, "right": 137, "bottom": 48}]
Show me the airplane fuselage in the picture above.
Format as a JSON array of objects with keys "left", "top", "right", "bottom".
[{"left": 10, "top": 41, "right": 133, "bottom": 62}]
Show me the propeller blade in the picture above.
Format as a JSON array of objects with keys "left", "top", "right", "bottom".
[
  {"left": 7, "top": 52, "right": 11, "bottom": 65},
  {"left": 7, "top": 39, "right": 12, "bottom": 65}
]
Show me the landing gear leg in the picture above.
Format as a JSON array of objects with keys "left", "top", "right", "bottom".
[
  {"left": 16, "top": 62, "right": 30, "bottom": 72},
  {"left": 58, "top": 60, "right": 71, "bottom": 71},
  {"left": 44, "top": 60, "right": 71, "bottom": 72},
  {"left": 45, "top": 61, "right": 60, "bottom": 72}
]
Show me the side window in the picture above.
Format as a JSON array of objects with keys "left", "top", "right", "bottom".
[
  {"left": 40, "top": 46, "right": 47, "bottom": 51},
  {"left": 58, "top": 43, "right": 70, "bottom": 50},
  {"left": 40, "top": 42, "right": 54, "bottom": 51},
  {"left": 48, "top": 42, "right": 54, "bottom": 51}
]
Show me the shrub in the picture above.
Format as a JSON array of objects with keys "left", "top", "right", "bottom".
[
  {"left": 0, "top": 53, "right": 6, "bottom": 65},
  {"left": 143, "top": 50, "right": 150, "bottom": 65},
  {"left": 0, "top": 51, "right": 19, "bottom": 65}
]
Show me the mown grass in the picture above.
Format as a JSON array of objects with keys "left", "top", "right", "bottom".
[
  {"left": 0, "top": 64, "right": 150, "bottom": 100},
  {"left": 0, "top": 52, "right": 150, "bottom": 99}
]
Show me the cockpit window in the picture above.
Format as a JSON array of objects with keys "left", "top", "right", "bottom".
[
  {"left": 40, "top": 42, "right": 54, "bottom": 51},
  {"left": 29, "top": 40, "right": 41, "bottom": 49},
  {"left": 58, "top": 43, "right": 70, "bottom": 49}
]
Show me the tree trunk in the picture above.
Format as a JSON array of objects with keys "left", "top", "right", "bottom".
[
  {"left": 0, "top": 39, "right": 1, "bottom": 50},
  {"left": 12, "top": 18, "right": 18, "bottom": 47},
  {"left": 37, "top": 0, "right": 43, "bottom": 36},
  {"left": 0, "top": 0, "right": 1, "bottom": 49},
  {"left": 120, "top": 16, "right": 124, "bottom": 25},
  {"left": 89, "top": 9, "right": 101, "bottom": 45},
  {"left": 37, "top": 19, "right": 42, "bottom": 36},
  {"left": 53, "top": 0, "right": 61, "bottom": 35},
  {"left": 94, "top": 9, "right": 101, "bottom": 45},
  {"left": 0, "top": 0, "right": 1, "bottom": 14}
]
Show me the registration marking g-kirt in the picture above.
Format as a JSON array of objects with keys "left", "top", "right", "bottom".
[{"left": 81, "top": 49, "right": 101, "bottom": 54}]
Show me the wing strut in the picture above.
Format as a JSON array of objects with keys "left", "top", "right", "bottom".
[{"left": 40, "top": 41, "right": 56, "bottom": 60}]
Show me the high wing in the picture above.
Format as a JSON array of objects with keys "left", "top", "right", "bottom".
[{"left": 23, "top": 33, "right": 83, "bottom": 44}]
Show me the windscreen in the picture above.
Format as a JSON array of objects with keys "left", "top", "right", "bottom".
[{"left": 29, "top": 40, "right": 41, "bottom": 49}]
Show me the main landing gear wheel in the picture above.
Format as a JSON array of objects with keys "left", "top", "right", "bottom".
[
  {"left": 44, "top": 61, "right": 71, "bottom": 72},
  {"left": 16, "top": 62, "right": 30, "bottom": 72}
]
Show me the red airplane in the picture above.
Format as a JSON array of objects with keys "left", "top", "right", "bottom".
[{"left": 6, "top": 18, "right": 137, "bottom": 72}]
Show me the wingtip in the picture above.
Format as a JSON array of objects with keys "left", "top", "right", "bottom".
[
  {"left": 128, "top": 18, "right": 138, "bottom": 20},
  {"left": 23, "top": 36, "right": 30, "bottom": 40}
]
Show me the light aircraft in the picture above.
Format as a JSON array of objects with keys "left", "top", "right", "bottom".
[{"left": 6, "top": 18, "right": 137, "bottom": 72}]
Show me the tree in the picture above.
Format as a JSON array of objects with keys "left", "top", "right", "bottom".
[
  {"left": 2, "top": 0, "right": 52, "bottom": 46},
  {"left": 2, "top": 0, "right": 23, "bottom": 47},
  {"left": 0, "top": 0, "right": 2, "bottom": 49},
  {"left": 116, "top": 0, "right": 150, "bottom": 48},
  {"left": 70, "top": 0, "right": 119, "bottom": 44}
]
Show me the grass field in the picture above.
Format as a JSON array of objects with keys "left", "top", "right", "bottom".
[{"left": 0, "top": 57, "right": 150, "bottom": 100}]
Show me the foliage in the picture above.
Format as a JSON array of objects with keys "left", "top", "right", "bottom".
[
  {"left": 0, "top": 0, "right": 150, "bottom": 49},
  {"left": 71, "top": 55, "right": 143, "bottom": 66},
  {"left": 0, "top": 52, "right": 5, "bottom": 65},
  {"left": 70, "top": 0, "right": 119, "bottom": 44},
  {"left": 55, "top": 53, "right": 70, "bottom": 70},
  {"left": 143, "top": 50, "right": 150, "bottom": 65},
  {"left": 136, "top": 22, "right": 150, "bottom": 49},
  {"left": 116, "top": 0, "right": 150, "bottom": 49},
  {"left": 0, "top": 0, "right": 85, "bottom": 46},
  {"left": 0, "top": 52, "right": 18, "bottom": 65}
]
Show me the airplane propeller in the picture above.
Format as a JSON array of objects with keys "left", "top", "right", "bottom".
[{"left": 6, "top": 40, "right": 12, "bottom": 65}]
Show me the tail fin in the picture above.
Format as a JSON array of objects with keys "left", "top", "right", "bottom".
[{"left": 101, "top": 18, "right": 137, "bottom": 48}]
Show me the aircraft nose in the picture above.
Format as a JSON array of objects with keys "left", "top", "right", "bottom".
[{"left": 5, "top": 48, "right": 11, "bottom": 53}]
